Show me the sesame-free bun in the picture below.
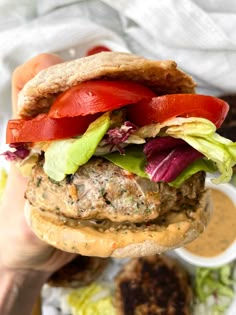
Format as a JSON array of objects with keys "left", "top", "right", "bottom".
[{"left": 24, "top": 190, "right": 211, "bottom": 258}]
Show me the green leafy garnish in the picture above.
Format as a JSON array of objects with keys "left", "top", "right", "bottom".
[
  {"left": 163, "top": 117, "right": 236, "bottom": 184},
  {"left": 194, "top": 264, "right": 236, "bottom": 314},
  {"left": 44, "top": 112, "right": 111, "bottom": 181},
  {"left": 67, "top": 283, "right": 116, "bottom": 315},
  {"left": 103, "top": 145, "right": 149, "bottom": 179},
  {"left": 170, "top": 158, "right": 217, "bottom": 187}
]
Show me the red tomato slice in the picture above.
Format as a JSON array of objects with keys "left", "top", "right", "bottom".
[
  {"left": 127, "top": 94, "right": 229, "bottom": 128},
  {"left": 6, "top": 113, "right": 99, "bottom": 143},
  {"left": 86, "top": 45, "right": 111, "bottom": 56},
  {"left": 48, "top": 80, "right": 156, "bottom": 119}
]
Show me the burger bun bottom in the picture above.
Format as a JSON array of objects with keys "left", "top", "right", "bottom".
[{"left": 24, "top": 191, "right": 212, "bottom": 258}]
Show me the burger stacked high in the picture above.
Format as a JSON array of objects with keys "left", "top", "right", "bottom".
[{"left": 4, "top": 52, "right": 236, "bottom": 257}]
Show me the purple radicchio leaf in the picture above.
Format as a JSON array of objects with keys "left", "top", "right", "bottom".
[
  {"left": 103, "top": 121, "right": 137, "bottom": 154},
  {"left": 144, "top": 137, "right": 186, "bottom": 158},
  {"left": 144, "top": 137, "right": 203, "bottom": 183},
  {"left": 1, "top": 143, "right": 30, "bottom": 162}
]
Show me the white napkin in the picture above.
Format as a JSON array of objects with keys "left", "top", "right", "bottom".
[
  {"left": 103, "top": 0, "right": 236, "bottom": 95},
  {"left": 1, "top": 0, "right": 236, "bottom": 117}
]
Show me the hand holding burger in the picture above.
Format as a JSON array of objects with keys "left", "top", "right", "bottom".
[
  {"left": 0, "top": 53, "right": 77, "bottom": 315},
  {"left": 4, "top": 52, "right": 236, "bottom": 258}
]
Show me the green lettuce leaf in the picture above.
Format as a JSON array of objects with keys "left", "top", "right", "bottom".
[
  {"left": 170, "top": 158, "right": 217, "bottom": 187},
  {"left": 103, "top": 145, "right": 149, "bottom": 178},
  {"left": 194, "top": 264, "right": 236, "bottom": 314},
  {"left": 44, "top": 112, "right": 111, "bottom": 181},
  {"left": 163, "top": 117, "right": 236, "bottom": 184},
  {"left": 67, "top": 283, "right": 116, "bottom": 315}
]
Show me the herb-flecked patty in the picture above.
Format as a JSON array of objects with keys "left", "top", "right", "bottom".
[{"left": 26, "top": 157, "right": 205, "bottom": 230}]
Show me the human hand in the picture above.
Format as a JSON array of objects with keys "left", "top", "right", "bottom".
[{"left": 0, "top": 53, "right": 76, "bottom": 274}]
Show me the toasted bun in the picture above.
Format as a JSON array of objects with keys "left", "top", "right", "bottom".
[
  {"left": 24, "top": 190, "right": 212, "bottom": 258},
  {"left": 17, "top": 52, "right": 195, "bottom": 118}
]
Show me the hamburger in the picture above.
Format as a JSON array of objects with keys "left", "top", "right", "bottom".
[{"left": 4, "top": 52, "right": 236, "bottom": 257}]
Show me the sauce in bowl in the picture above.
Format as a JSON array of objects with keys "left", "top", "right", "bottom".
[{"left": 184, "top": 188, "right": 236, "bottom": 257}]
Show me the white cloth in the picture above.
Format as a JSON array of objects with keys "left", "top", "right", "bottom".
[
  {"left": 1, "top": 0, "right": 236, "bottom": 117},
  {"left": 1, "top": 1, "right": 236, "bottom": 314},
  {"left": 104, "top": 0, "right": 236, "bottom": 95}
]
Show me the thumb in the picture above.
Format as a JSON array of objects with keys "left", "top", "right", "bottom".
[{"left": 12, "top": 53, "right": 63, "bottom": 117}]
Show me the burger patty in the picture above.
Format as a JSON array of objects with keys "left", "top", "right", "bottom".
[
  {"left": 26, "top": 157, "right": 205, "bottom": 225},
  {"left": 115, "top": 255, "right": 193, "bottom": 315},
  {"left": 47, "top": 255, "right": 110, "bottom": 288}
]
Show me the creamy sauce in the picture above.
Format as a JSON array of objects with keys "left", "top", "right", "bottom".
[{"left": 185, "top": 188, "right": 236, "bottom": 257}]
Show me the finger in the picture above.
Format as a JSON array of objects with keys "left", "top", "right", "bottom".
[
  {"left": 12, "top": 53, "right": 63, "bottom": 116},
  {"left": 1, "top": 165, "right": 28, "bottom": 213}
]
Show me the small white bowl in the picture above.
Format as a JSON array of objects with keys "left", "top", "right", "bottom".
[{"left": 175, "top": 178, "right": 236, "bottom": 268}]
